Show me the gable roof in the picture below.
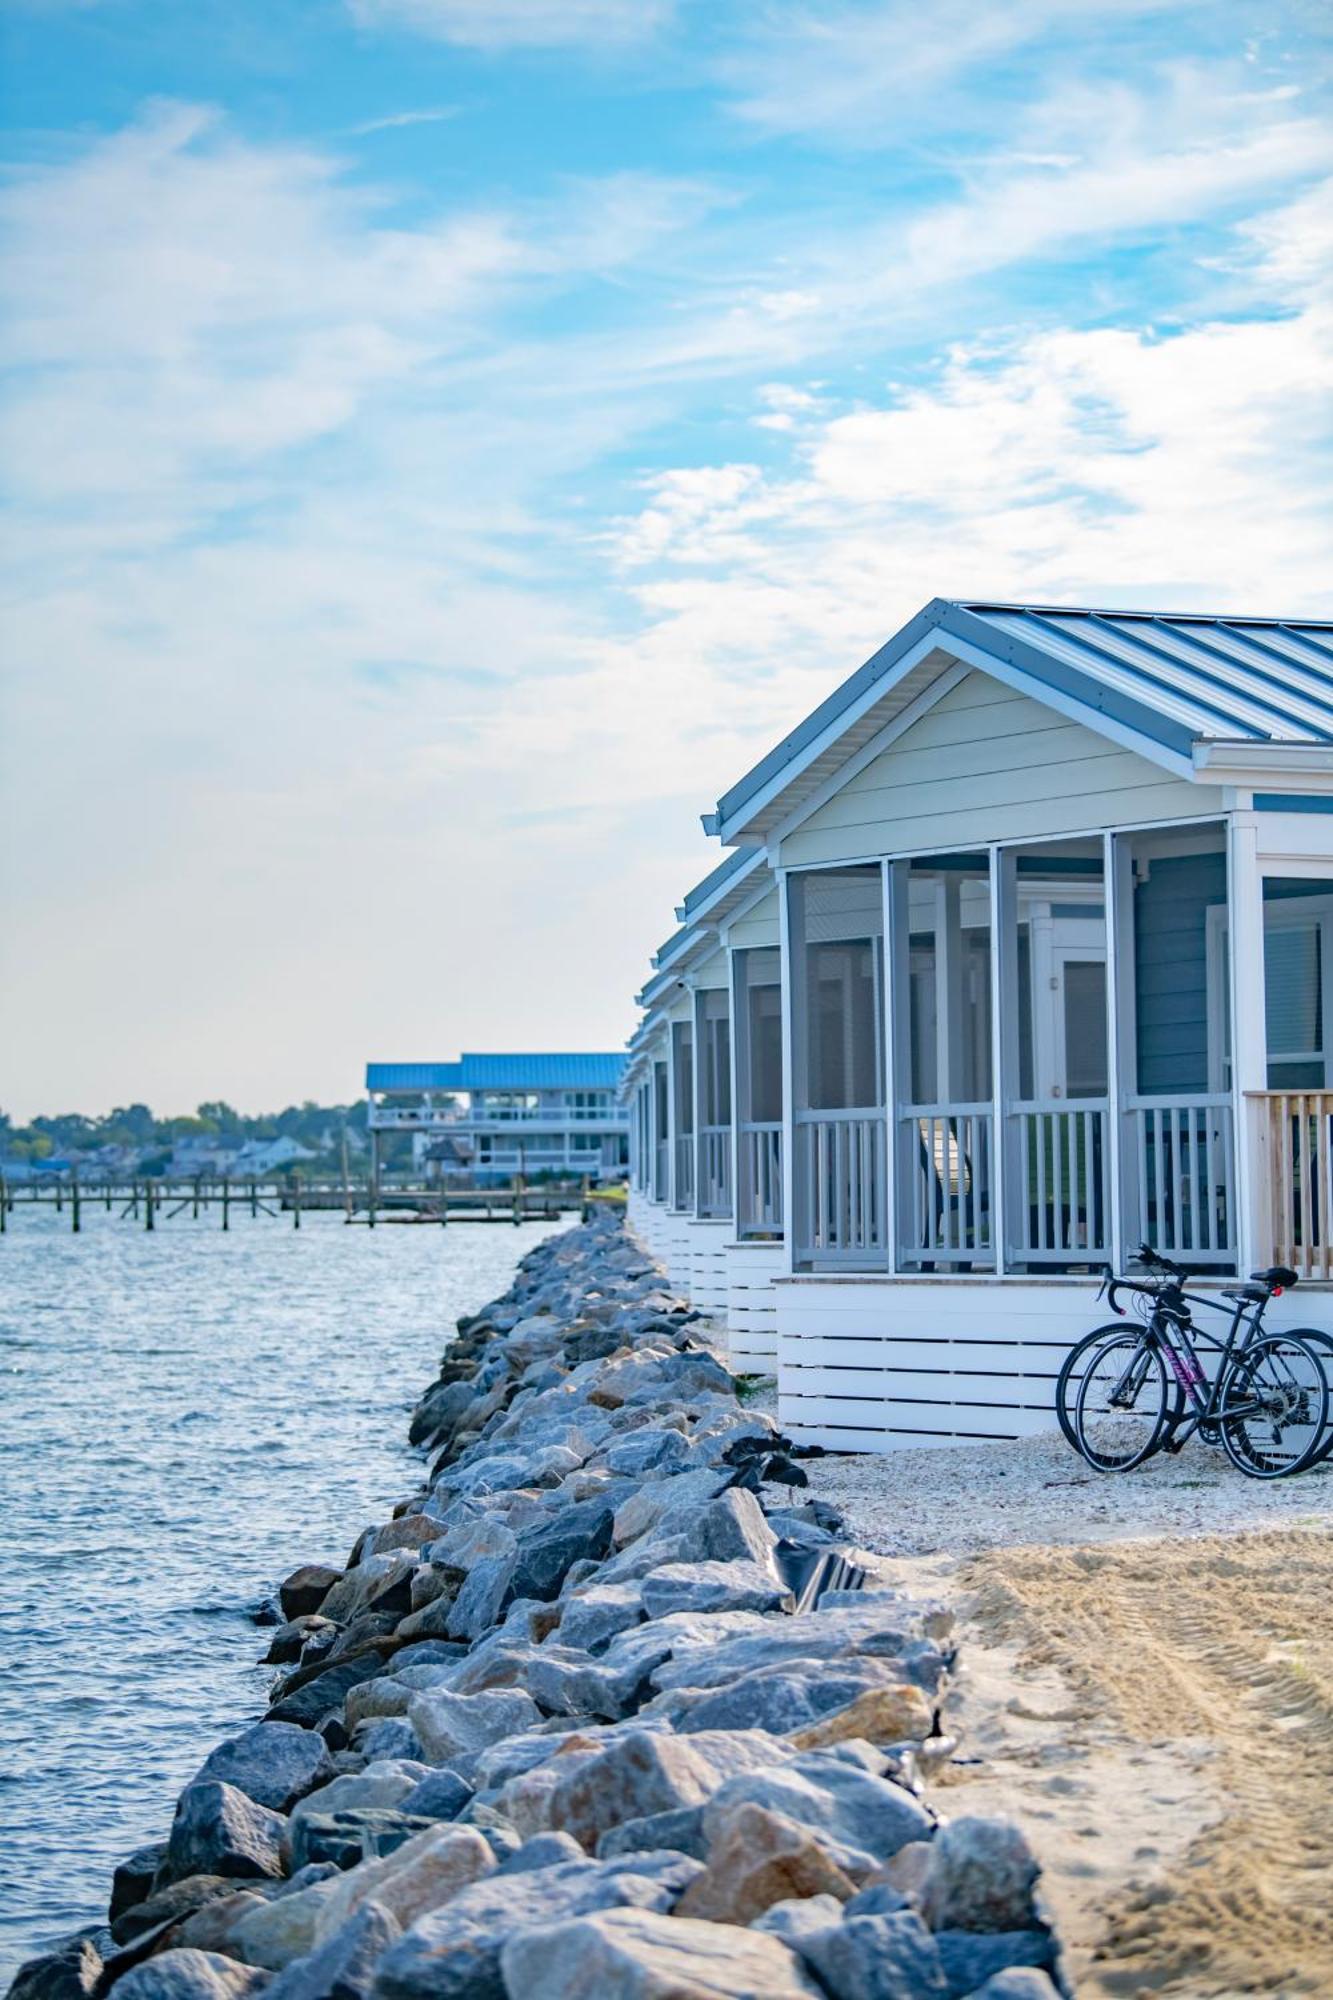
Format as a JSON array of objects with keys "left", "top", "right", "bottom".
[
  {"left": 706, "top": 598, "right": 1333, "bottom": 845},
  {"left": 367, "top": 1053, "right": 624, "bottom": 1093}
]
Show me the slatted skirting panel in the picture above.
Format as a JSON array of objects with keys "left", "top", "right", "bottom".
[
  {"left": 794, "top": 1110, "right": 887, "bottom": 1266},
  {"left": 686, "top": 1219, "right": 732, "bottom": 1319},
  {"left": 725, "top": 1239, "right": 785, "bottom": 1369},
  {"left": 1264, "top": 1092, "right": 1333, "bottom": 1281}
]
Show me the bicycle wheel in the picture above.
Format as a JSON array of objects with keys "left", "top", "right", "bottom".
[
  {"left": 1056, "top": 1323, "right": 1185, "bottom": 1451},
  {"left": 1271, "top": 1329, "right": 1333, "bottom": 1468},
  {"left": 1074, "top": 1332, "right": 1171, "bottom": 1471},
  {"left": 1219, "top": 1332, "right": 1330, "bottom": 1480}
]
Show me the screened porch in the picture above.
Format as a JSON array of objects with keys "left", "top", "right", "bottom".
[{"left": 787, "top": 824, "right": 1329, "bottom": 1277}]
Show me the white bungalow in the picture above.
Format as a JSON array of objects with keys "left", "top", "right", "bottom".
[
  {"left": 624, "top": 599, "right": 1333, "bottom": 1451},
  {"left": 367, "top": 1054, "right": 628, "bottom": 1185}
]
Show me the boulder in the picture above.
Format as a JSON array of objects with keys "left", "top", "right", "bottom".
[
  {"left": 267, "top": 1656, "right": 388, "bottom": 1730},
  {"left": 263, "top": 1901, "right": 399, "bottom": 2000},
  {"left": 675, "top": 1802, "right": 856, "bottom": 1925},
  {"left": 918, "top": 1818, "right": 1041, "bottom": 1935},
  {"left": 970, "top": 1973, "right": 1061, "bottom": 2000},
  {"left": 321, "top": 1556, "right": 418, "bottom": 1627},
  {"left": 789, "top": 1684, "right": 933, "bottom": 1751},
  {"left": 702, "top": 1753, "right": 933, "bottom": 1880},
  {"left": 671, "top": 1664, "right": 890, "bottom": 1738},
  {"left": 111, "top": 1879, "right": 240, "bottom": 1948},
  {"left": 164, "top": 1891, "right": 270, "bottom": 1955},
  {"left": 370, "top": 1517, "right": 438, "bottom": 1558},
  {"left": 289, "top": 1810, "right": 438, "bottom": 1875},
  {"left": 310, "top": 1825, "right": 495, "bottom": 1943},
  {"left": 442, "top": 1557, "right": 516, "bottom": 1644},
  {"left": 193, "top": 1722, "right": 335, "bottom": 1814},
  {"left": 353, "top": 1722, "right": 425, "bottom": 1766},
  {"left": 595, "top": 1806, "right": 707, "bottom": 1862},
  {"left": 498, "top": 1906, "right": 823, "bottom": 1999},
  {"left": 110, "top": 1845, "right": 168, "bottom": 1923},
  {"left": 611, "top": 1468, "right": 731, "bottom": 1548},
  {"left": 406, "top": 1687, "right": 541, "bottom": 1768},
  {"left": 398, "top": 1770, "right": 473, "bottom": 1823},
  {"left": 266, "top": 1619, "right": 336, "bottom": 1666},
  {"left": 640, "top": 1559, "right": 794, "bottom": 1620},
  {"left": 7, "top": 1933, "right": 104, "bottom": 2000},
  {"left": 795, "top": 1911, "right": 949, "bottom": 1999},
  {"left": 288, "top": 1762, "right": 429, "bottom": 1844},
  {"left": 752, "top": 1894, "right": 848, "bottom": 1943},
  {"left": 935, "top": 1931, "right": 1062, "bottom": 1997},
  {"left": 228, "top": 1875, "right": 343, "bottom": 1970},
  {"left": 110, "top": 1950, "right": 269, "bottom": 2000},
  {"left": 546, "top": 1729, "right": 786, "bottom": 1853},
  {"left": 680, "top": 1488, "right": 779, "bottom": 1570},
  {"left": 280, "top": 1566, "right": 344, "bottom": 1622},
  {"left": 554, "top": 1582, "right": 644, "bottom": 1656},
  {"left": 166, "top": 1785, "right": 287, "bottom": 1885},
  {"left": 509, "top": 1499, "right": 618, "bottom": 1603}
]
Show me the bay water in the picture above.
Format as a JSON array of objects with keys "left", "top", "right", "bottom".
[{"left": 0, "top": 1203, "right": 567, "bottom": 1979}]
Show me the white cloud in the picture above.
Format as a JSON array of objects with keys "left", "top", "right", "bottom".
[{"left": 347, "top": 0, "right": 673, "bottom": 51}]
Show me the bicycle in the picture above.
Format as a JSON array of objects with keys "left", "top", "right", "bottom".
[{"left": 1061, "top": 1246, "right": 1331, "bottom": 1479}]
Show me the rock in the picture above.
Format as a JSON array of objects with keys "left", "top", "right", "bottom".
[
  {"left": 311, "top": 1825, "right": 495, "bottom": 1943},
  {"left": 370, "top": 1517, "right": 438, "bottom": 1557},
  {"left": 406, "top": 1687, "right": 541, "bottom": 1768},
  {"left": 267, "top": 1656, "right": 388, "bottom": 1730},
  {"left": 546, "top": 1729, "right": 786, "bottom": 1853},
  {"left": 110, "top": 1950, "right": 269, "bottom": 2000},
  {"left": 368, "top": 1852, "right": 701, "bottom": 2000},
  {"left": 595, "top": 1806, "right": 707, "bottom": 1862},
  {"left": 398, "top": 1769, "right": 473, "bottom": 1823},
  {"left": 640, "top": 1559, "right": 795, "bottom": 1620},
  {"left": 288, "top": 1763, "right": 429, "bottom": 1843},
  {"left": 934, "top": 1931, "right": 1061, "bottom": 1998},
  {"left": 166, "top": 1786, "right": 287, "bottom": 1885},
  {"left": 267, "top": 1619, "right": 337, "bottom": 1666},
  {"left": 752, "top": 1894, "right": 848, "bottom": 1942},
  {"left": 443, "top": 1557, "right": 517, "bottom": 1643},
  {"left": 969, "top": 1973, "right": 1061, "bottom": 2000},
  {"left": 681, "top": 1488, "right": 779, "bottom": 1570},
  {"left": 193, "top": 1723, "right": 335, "bottom": 1814},
  {"left": 555, "top": 1582, "right": 644, "bottom": 1655},
  {"left": 166, "top": 1891, "right": 271, "bottom": 1955},
  {"left": 599, "top": 1431, "right": 690, "bottom": 1478},
  {"left": 497, "top": 1833, "right": 584, "bottom": 1874},
  {"left": 796, "top": 1911, "right": 949, "bottom": 1999},
  {"left": 919, "top": 1819, "right": 1041, "bottom": 1935},
  {"left": 281, "top": 1566, "right": 344, "bottom": 1621},
  {"left": 289, "top": 1811, "right": 438, "bottom": 1874},
  {"left": 702, "top": 1753, "right": 933, "bottom": 1880},
  {"left": 110, "top": 1845, "right": 168, "bottom": 1922},
  {"left": 111, "top": 1879, "right": 241, "bottom": 1948},
  {"left": 344, "top": 1681, "right": 414, "bottom": 1729},
  {"left": 228, "top": 1876, "right": 342, "bottom": 1970},
  {"left": 7, "top": 1933, "right": 104, "bottom": 2000},
  {"left": 672, "top": 1665, "right": 892, "bottom": 1738},
  {"left": 611, "top": 1468, "right": 731, "bottom": 1548},
  {"left": 675, "top": 1802, "right": 856, "bottom": 1924},
  {"left": 354, "top": 1722, "right": 425, "bottom": 1766},
  {"left": 497, "top": 1906, "right": 823, "bottom": 1999},
  {"left": 321, "top": 1556, "right": 418, "bottom": 1626},
  {"left": 789, "top": 1685, "right": 933, "bottom": 1751},
  {"left": 509, "top": 1499, "right": 617, "bottom": 1604},
  {"left": 266, "top": 1903, "right": 401, "bottom": 2000}
]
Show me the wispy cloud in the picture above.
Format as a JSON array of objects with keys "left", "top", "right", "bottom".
[
  {"left": 350, "top": 106, "right": 459, "bottom": 134},
  {"left": 347, "top": 0, "right": 674, "bottom": 52}
]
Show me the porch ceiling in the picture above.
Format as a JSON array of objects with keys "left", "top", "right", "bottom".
[{"left": 707, "top": 599, "right": 1333, "bottom": 846}]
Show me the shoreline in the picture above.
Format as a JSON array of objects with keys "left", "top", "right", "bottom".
[{"left": 12, "top": 1211, "right": 1067, "bottom": 2000}]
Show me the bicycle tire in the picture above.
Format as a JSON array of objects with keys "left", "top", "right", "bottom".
[
  {"left": 1056, "top": 1323, "right": 1183, "bottom": 1452},
  {"left": 1268, "top": 1328, "right": 1333, "bottom": 1468},
  {"left": 1219, "top": 1332, "right": 1331, "bottom": 1480},
  {"left": 1074, "top": 1331, "right": 1171, "bottom": 1471}
]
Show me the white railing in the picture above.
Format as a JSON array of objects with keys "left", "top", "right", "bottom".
[
  {"left": 697, "top": 1125, "right": 732, "bottom": 1219},
  {"left": 1127, "top": 1094, "right": 1235, "bottom": 1267},
  {"left": 370, "top": 1104, "right": 621, "bottom": 1130},
  {"left": 368, "top": 1106, "right": 464, "bottom": 1130},
  {"left": 898, "top": 1104, "right": 993, "bottom": 1267},
  {"left": 795, "top": 1109, "right": 887, "bottom": 1265},
  {"left": 738, "top": 1122, "right": 783, "bottom": 1236},
  {"left": 1009, "top": 1101, "right": 1110, "bottom": 1265},
  {"left": 673, "top": 1133, "right": 695, "bottom": 1211},
  {"left": 1251, "top": 1091, "right": 1333, "bottom": 1281}
]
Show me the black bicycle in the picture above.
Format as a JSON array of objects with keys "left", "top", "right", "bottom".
[{"left": 1059, "top": 1246, "right": 1332, "bottom": 1479}]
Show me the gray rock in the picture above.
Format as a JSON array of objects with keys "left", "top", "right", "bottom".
[
  {"left": 702, "top": 1753, "right": 932, "bottom": 1879},
  {"left": 969, "top": 1974, "right": 1061, "bottom": 2000},
  {"left": 288, "top": 1763, "right": 430, "bottom": 1843},
  {"left": 496, "top": 1833, "right": 585, "bottom": 1874},
  {"left": 111, "top": 1950, "right": 269, "bottom": 2000},
  {"left": 555, "top": 1582, "right": 644, "bottom": 1655},
  {"left": 797, "top": 1912, "right": 949, "bottom": 1999},
  {"left": 7, "top": 1932, "right": 104, "bottom": 2000},
  {"left": 443, "top": 1556, "right": 517, "bottom": 1643},
  {"left": 110, "top": 1844, "right": 168, "bottom": 1922},
  {"left": 498, "top": 1906, "right": 822, "bottom": 1999},
  {"left": 265, "top": 1899, "right": 401, "bottom": 2000},
  {"left": 369, "top": 1852, "right": 701, "bottom": 2000},
  {"left": 289, "top": 1811, "right": 438, "bottom": 1874},
  {"left": 398, "top": 1770, "right": 472, "bottom": 1823},
  {"left": 167, "top": 1784, "right": 287, "bottom": 1884},
  {"left": 267, "top": 1656, "right": 388, "bottom": 1730},
  {"left": 281, "top": 1566, "right": 344, "bottom": 1622},
  {"left": 509, "top": 1498, "right": 617, "bottom": 1603},
  {"left": 845, "top": 1883, "right": 911, "bottom": 1916},
  {"left": 352, "top": 1721, "right": 424, "bottom": 1765},
  {"left": 752, "top": 1894, "right": 847, "bottom": 1942},
  {"left": 595, "top": 1805, "right": 707, "bottom": 1861},
  {"left": 640, "top": 1559, "right": 794, "bottom": 1620},
  {"left": 546, "top": 1729, "right": 785, "bottom": 1853},
  {"left": 599, "top": 1431, "right": 691, "bottom": 1478},
  {"left": 681, "top": 1488, "right": 779, "bottom": 1569},
  {"left": 919, "top": 1819, "right": 1041, "bottom": 1934},
  {"left": 194, "top": 1723, "right": 335, "bottom": 1814},
  {"left": 406, "top": 1687, "right": 541, "bottom": 1768},
  {"left": 935, "top": 1930, "right": 1061, "bottom": 1998},
  {"left": 672, "top": 1664, "right": 889, "bottom": 1736},
  {"left": 110, "top": 1878, "right": 242, "bottom": 1947}
]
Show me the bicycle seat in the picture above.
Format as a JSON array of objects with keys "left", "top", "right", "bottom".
[{"left": 1248, "top": 1266, "right": 1299, "bottom": 1292}]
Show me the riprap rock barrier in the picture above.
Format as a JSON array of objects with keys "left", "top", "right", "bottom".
[{"left": 11, "top": 1211, "right": 1066, "bottom": 2000}]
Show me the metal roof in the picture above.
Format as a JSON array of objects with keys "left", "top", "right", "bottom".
[
  {"left": 366, "top": 1052, "right": 625, "bottom": 1092},
  {"left": 708, "top": 599, "right": 1333, "bottom": 842},
  {"left": 677, "top": 844, "right": 757, "bottom": 918}
]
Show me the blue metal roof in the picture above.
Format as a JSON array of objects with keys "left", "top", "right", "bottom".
[
  {"left": 711, "top": 598, "right": 1333, "bottom": 834},
  {"left": 367, "top": 1052, "right": 624, "bottom": 1092},
  {"left": 678, "top": 844, "right": 755, "bottom": 917}
]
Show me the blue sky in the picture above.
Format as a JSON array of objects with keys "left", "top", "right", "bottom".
[{"left": 2, "top": 0, "right": 1331, "bottom": 1118}]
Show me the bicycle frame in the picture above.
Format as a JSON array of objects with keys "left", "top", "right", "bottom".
[{"left": 1104, "top": 1285, "right": 1284, "bottom": 1450}]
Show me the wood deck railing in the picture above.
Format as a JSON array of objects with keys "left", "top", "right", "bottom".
[
  {"left": 794, "top": 1108, "right": 887, "bottom": 1265},
  {"left": 673, "top": 1132, "right": 695, "bottom": 1211},
  {"left": 738, "top": 1121, "right": 782, "bottom": 1236},
  {"left": 1251, "top": 1091, "right": 1333, "bottom": 1280},
  {"left": 1126, "top": 1093, "right": 1235, "bottom": 1267},
  {"left": 697, "top": 1124, "right": 732, "bottom": 1219},
  {"left": 897, "top": 1103, "right": 993, "bottom": 1266}
]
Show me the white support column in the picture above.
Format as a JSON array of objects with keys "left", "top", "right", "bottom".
[
  {"left": 725, "top": 940, "right": 742, "bottom": 1242},
  {"left": 778, "top": 867, "right": 797, "bottom": 1276},
  {"left": 665, "top": 1025, "right": 678, "bottom": 1213},
  {"left": 989, "top": 846, "right": 1009, "bottom": 1277},
  {"left": 881, "top": 860, "right": 900, "bottom": 1276},
  {"left": 1229, "top": 813, "right": 1268, "bottom": 1272},
  {"left": 690, "top": 979, "right": 705, "bottom": 1222},
  {"left": 1104, "top": 830, "right": 1126, "bottom": 1269}
]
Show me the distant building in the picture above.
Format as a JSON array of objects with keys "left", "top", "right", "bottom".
[
  {"left": 365, "top": 1053, "right": 628, "bottom": 1185},
  {"left": 227, "top": 1136, "right": 318, "bottom": 1177}
]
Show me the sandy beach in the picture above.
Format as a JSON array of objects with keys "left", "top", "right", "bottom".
[{"left": 803, "top": 1433, "right": 1333, "bottom": 1996}]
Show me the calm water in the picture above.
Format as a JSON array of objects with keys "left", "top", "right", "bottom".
[{"left": 0, "top": 1203, "right": 567, "bottom": 1980}]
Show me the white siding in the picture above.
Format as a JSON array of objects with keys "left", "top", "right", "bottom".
[
  {"left": 780, "top": 673, "right": 1222, "bottom": 868},
  {"left": 693, "top": 943, "right": 730, "bottom": 993},
  {"left": 686, "top": 1218, "right": 731, "bottom": 1317},
  {"left": 725, "top": 1240, "right": 784, "bottom": 1369},
  {"left": 726, "top": 888, "right": 780, "bottom": 949}
]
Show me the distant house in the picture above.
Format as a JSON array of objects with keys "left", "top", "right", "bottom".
[
  {"left": 366, "top": 1053, "right": 629, "bottom": 1185},
  {"left": 169, "top": 1136, "right": 245, "bottom": 1177},
  {"left": 624, "top": 597, "right": 1333, "bottom": 1450},
  {"left": 228, "top": 1136, "right": 318, "bottom": 1177}
]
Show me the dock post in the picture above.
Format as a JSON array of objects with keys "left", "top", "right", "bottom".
[
  {"left": 193, "top": 1176, "right": 201, "bottom": 1219},
  {"left": 0, "top": 1176, "right": 6, "bottom": 1233},
  {"left": 55, "top": 1178, "right": 63, "bottom": 1214},
  {"left": 71, "top": 1169, "right": 81, "bottom": 1234},
  {"left": 222, "top": 1178, "right": 230, "bottom": 1231},
  {"left": 144, "top": 1180, "right": 155, "bottom": 1231},
  {"left": 250, "top": 1180, "right": 258, "bottom": 1218},
  {"left": 341, "top": 1131, "right": 353, "bottom": 1222},
  {"left": 104, "top": 1180, "right": 112, "bottom": 1210},
  {"left": 512, "top": 1174, "right": 524, "bottom": 1227},
  {"left": 292, "top": 1172, "right": 301, "bottom": 1229}
]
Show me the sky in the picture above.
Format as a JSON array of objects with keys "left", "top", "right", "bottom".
[{"left": 1, "top": 0, "right": 1331, "bottom": 1121}]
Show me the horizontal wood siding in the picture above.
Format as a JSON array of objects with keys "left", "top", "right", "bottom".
[
  {"left": 727, "top": 890, "right": 780, "bottom": 949},
  {"left": 781, "top": 674, "right": 1221, "bottom": 868},
  {"left": 1134, "top": 850, "right": 1226, "bottom": 1093},
  {"left": 725, "top": 1240, "right": 784, "bottom": 1368},
  {"left": 686, "top": 1218, "right": 731, "bottom": 1317}
]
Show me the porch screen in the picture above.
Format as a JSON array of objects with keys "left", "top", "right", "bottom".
[
  {"left": 999, "top": 837, "right": 1110, "bottom": 1272},
  {"left": 671, "top": 1020, "right": 694, "bottom": 1211},
  {"left": 789, "top": 867, "right": 886, "bottom": 1269},
  {"left": 734, "top": 947, "right": 783, "bottom": 1236},
  {"left": 891, "top": 854, "right": 993, "bottom": 1270},
  {"left": 695, "top": 987, "right": 732, "bottom": 1219},
  {"left": 1263, "top": 879, "right": 1333, "bottom": 1089},
  {"left": 652, "top": 1059, "right": 669, "bottom": 1202}
]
